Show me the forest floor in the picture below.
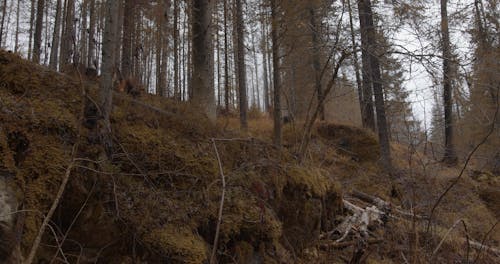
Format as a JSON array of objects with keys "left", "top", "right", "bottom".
[{"left": 0, "top": 49, "right": 499, "bottom": 263}]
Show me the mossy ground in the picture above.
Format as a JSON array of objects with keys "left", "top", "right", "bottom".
[
  {"left": 0, "top": 50, "right": 342, "bottom": 263},
  {"left": 1, "top": 50, "right": 498, "bottom": 263}
]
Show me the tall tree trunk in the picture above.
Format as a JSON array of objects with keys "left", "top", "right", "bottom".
[
  {"left": 160, "top": 0, "right": 170, "bottom": 97},
  {"left": 309, "top": 5, "right": 324, "bottom": 121},
  {"left": 121, "top": 0, "right": 135, "bottom": 79},
  {"left": 359, "top": 0, "right": 392, "bottom": 170},
  {"left": 99, "top": 0, "right": 119, "bottom": 157},
  {"left": 191, "top": 0, "right": 216, "bottom": 122},
  {"left": 80, "top": 0, "right": 88, "bottom": 66},
  {"left": 235, "top": 0, "right": 248, "bottom": 130},
  {"left": 173, "top": 0, "right": 180, "bottom": 99},
  {"left": 87, "top": 0, "right": 96, "bottom": 69},
  {"left": 27, "top": 1, "right": 36, "bottom": 59},
  {"left": 14, "top": 0, "right": 20, "bottom": 52},
  {"left": 60, "top": 0, "right": 75, "bottom": 68},
  {"left": 187, "top": 0, "right": 193, "bottom": 99},
  {"left": 251, "top": 31, "right": 260, "bottom": 110},
  {"left": 271, "top": 0, "right": 281, "bottom": 146},
  {"left": 156, "top": 9, "right": 163, "bottom": 96},
  {"left": 33, "top": 0, "right": 45, "bottom": 63},
  {"left": 0, "top": 0, "right": 7, "bottom": 46},
  {"left": 261, "top": 14, "right": 269, "bottom": 112},
  {"left": 50, "top": 0, "right": 63, "bottom": 69},
  {"left": 440, "top": 0, "right": 457, "bottom": 165},
  {"left": 223, "top": 0, "right": 230, "bottom": 112},
  {"left": 216, "top": 13, "right": 222, "bottom": 106},
  {"left": 348, "top": 0, "right": 363, "bottom": 124},
  {"left": 357, "top": 0, "right": 376, "bottom": 131}
]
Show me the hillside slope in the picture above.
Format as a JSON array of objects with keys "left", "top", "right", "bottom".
[{"left": 0, "top": 50, "right": 498, "bottom": 263}]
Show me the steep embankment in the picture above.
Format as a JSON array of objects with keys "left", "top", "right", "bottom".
[
  {"left": 1, "top": 50, "right": 498, "bottom": 263},
  {"left": 0, "top": 50, "right": 343, "bottom": 263}
]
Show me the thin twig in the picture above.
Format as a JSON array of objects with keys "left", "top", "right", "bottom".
[
  {"left": 472, "top": 220, "right": 500, "bottom": 263},
  {"left": 209, "top": 139, "right": 226, "bottom": 264},
  {"left": 426, "top": 88, "right": 499, "bottom": 234}
]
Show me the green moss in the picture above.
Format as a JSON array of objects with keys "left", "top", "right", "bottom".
[
  {"left": 143, "top": 225, "right": 208, "bottom": 264},
  {"left": 287, "top": 166, "right": 337, "bottom": 197}
]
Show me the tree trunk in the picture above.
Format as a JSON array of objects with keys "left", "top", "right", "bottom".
[
  {"left": 223, "top": 0, "right": 230, "bottom": 112},
  {"left": 309, "top": 5, "right": 324, "bottom": 121},
  {"left": 235, "top": 0, "right": 248, "bottom": 130},
  {"left": 14, "top": 0, "right": 20, "bottom": 52},
  {"left": 357, "top": 0, "right": 376, "bottom": 131},
  {"left": 348, "top": 0, "right": 363, "bottom": 124},
  {"left": 99, "top": 0, "right": 120, "bottom": 157},
  {"left": 0, "top": 0, "right": 7, "bottom": 47},
  {"left": 251, "top": 31, "right": 260, "bottom": 110},
  {"left": 271, "top": 0, "right": 281, "bottom": 146},
  {"left": 121, "top": 0, "right": 135, "bottom": 79},
  {"left": 87, "top": 0, "right": 96, "bottom": 69},
  {"left": 60, "top": 0, "right": 75, "bottom": 68},
  {"left": 80, "top": 0, "right": 88, "bottom": 67},
  {"left": 440, "top": 0, "right": 457, "bottom": 165},
  {"left": 33, "top": 0, "right": 45, "bottom": 63},
  {"left": 160, "top": 0, "right": 170, "bottom": 97},
  {"left": 261, "top": 12, "right": 270, "bottom": 112},
  {"left": 49, "top": 0, "right": 62, "bottom": 69},
  {"left": 191, "top": 0, "right": 216, "bottom": 122},
  {"left": 173, "top": 0, "right": 180, "bottom": 100},
  {"left": 359, "top": 0, "right": 392, "bottom": 170}
]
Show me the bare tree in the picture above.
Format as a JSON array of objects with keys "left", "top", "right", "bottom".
[
  {"left": 347, "top": 0, "right": 364, "bottom": 125},
  {"left": 32, "top": 0, "right": 45, "bottom": 63},
  {"left": 60, "top": 0, "right": 75, "bottom": 68},
  {"left": 99, "top": 0, "right": 120, "bottom": 156},
  {"left": 358, "top": 0, "right": 392, "bottom": 170},
  {"left": 49, "top": 0, "right": 62, "bottom": 69},
  {"left": 235, "top": 0, "right": 248, "bottom": 130},
  {"left": 0, "top": 0, "right": 6, "bottom": 46},
  {"left": 357, "top": 0, "right": 376, "bottom": 131},
  {"left": 122, "top": 0, "right": 135, "bottom": 79},
  {"left": 271, "top": 0, "right": 281, "bottom": 146},
  {"left": 191, "top": 0, "right": 216, "bottom": 122},
  {"left": 440, "top": 0, "right": 457, "bottom": 165},
  {"left": 87, "top": 0, "right": 96, "bottom": 69}
]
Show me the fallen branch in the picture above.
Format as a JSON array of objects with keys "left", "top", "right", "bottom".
[
  {"left": 24, "top": 157, "right": 76, "bottom": 264},
  {"left": 351, "top": 189, "right": 428, "bottom": 220},
  {"left": 209, "top": 139, "right": 226, "bottom": 264},
  {"left": 319, "top": 238, "right": 383, "bottom": 250}
]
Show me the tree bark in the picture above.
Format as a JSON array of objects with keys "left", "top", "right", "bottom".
[
  {"left": 261, "top": 12, "right": 270, "bottom": 112},
  {"left": 60, "top": 0, "right": 75, "bottom": 68},
  {"left": 357, "top": 0, "right": 376, "bottom": 131},
  {"left": 0, "top": 0, "right": 7, "bottom": 47},
  {"left": 252, "top": 33, "right": 260, "bottom": 110},
  {"left": 358, "top": 0, "right": 392, "bottom": 170},
  {"left": 191, "top": 0, "right": 216, "bottom": 122},
  {"left": 80, "top": 0, "right": 88, "bottom": 67},
  {"left": 223, "top": 0, "right": 230, "bottom": 112},
  {"left": 440, "top": 0, "right": 457, "bottom": 165},
  {"left": 160, "top": 0, "right": 170, "bottom": 97},
  {"left": 348, "top": 0, "right": 364, "bottom": 124},
  {"left": 99, "top": 0, "right": 120, "bottom": 157},
  {"left": 309, "top": 5, "right": 324, "bottom": 121},
  {"left": 235, "top": 0, "right": 248, "bottom": 130},
  {"left": 271, "top": 0, "right": 281, "bottom": 146},
  {"left": 87, "top": 0, "right": 96, "bottom": 69},
  {"left": 173, "top": 0, "right": 180, "bottom": 100},
  {"left": 33, "top": 0, "right": 45, "bottom": 63},
  {"left": 14, "top": 0, "right": 20, "bottom": 53},
  {"left": 121, "top": 0, "right": 135, "bottom": 79},
  {"left": 49, "top": 0, "right": 62, "bottom": 69}
]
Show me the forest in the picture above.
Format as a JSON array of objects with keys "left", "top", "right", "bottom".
[{"left": 0, "top": 0, "right": 499, "bottom": 263}]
